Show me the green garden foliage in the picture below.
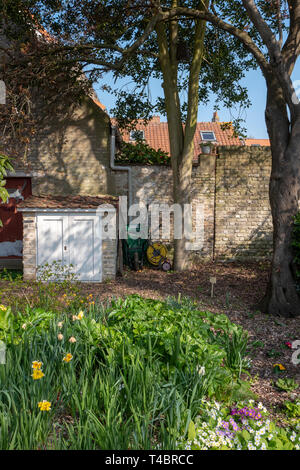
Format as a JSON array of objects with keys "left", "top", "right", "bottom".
[
  {"left": 0, "top": 154, "right": 14, "bottom": 226},
  {"left": 0, "top": 294, "right": 298, "bottom": 450},
  {"left": 116, "top": 139, "right": 170, "bottom": 166},
  {"left": 283, "top": 401, "right": 300, "bottom": 419},
  {"left": 178, "top": 400, "right": 300, "bottom": 450},
  {"left": 275, "top": 378, "right": 299, "bottom": 393}
]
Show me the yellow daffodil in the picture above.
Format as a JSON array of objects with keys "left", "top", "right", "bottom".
[
  {"left": 273, "top": 363, "right": 286, "bottom": 370},
  {"left": 32, "top": 369, "right": 45, "bottom": 380},
  {"left": 63, "top": 353, "right": 73, "bottom": 363},
  {"left": 32, "top": 361, "right": 43, "bottom": 370},
  {"left": 77, "top": 311, "right": 84, "bottom": 320},
  {"left": 0, "top": 305, "right": 7, "bottom": 311},
  {"left": 38, "top": 400, "right": 51, "bottom": 411}
]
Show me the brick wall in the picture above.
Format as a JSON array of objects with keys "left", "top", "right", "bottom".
[
  {"left": 112, "top": 146, "right": 273, "bottom": 260},
  {"left": 27, "top": 97, "right": 114, "bottom": 197},
  {"left": 215, "top": 146, "right": 272, "bottom": 259},
  {"left": 113, "top": 162, "right": 216, "bottom": 257},
  {"left": 22, "top": 212, "right": 37, "bottom": 280}
]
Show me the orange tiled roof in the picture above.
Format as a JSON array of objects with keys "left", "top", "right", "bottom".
[
  {"left": 113, "top": 116, "right": 243, "bottom": 161},
  {"left": 245, "top": 138, "right": 270, "bottom": 146},
  {"left": 17, "top": 194, "right": 118, "bottom": 210}
]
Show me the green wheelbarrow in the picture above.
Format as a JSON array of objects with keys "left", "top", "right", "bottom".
[{"left": 122, "top": 224, "right": 148, "bottom": 271}]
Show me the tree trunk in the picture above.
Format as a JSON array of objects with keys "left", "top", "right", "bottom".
[
  {"left": 260, "top": 86, "right": 300, "bottom": 317},
  {"left": 155, "top": 7, "right": 206, "bottom": 272},
  {"left": 173, "top": 150, "right": 194, "bottom": 271},
  {"left": 260, "top": 158, "right": 300, "bottom": 316}
]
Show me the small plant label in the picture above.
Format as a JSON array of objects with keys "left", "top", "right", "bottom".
[{"left": 210, "top": 277, "right": 217, "bottom": 297}]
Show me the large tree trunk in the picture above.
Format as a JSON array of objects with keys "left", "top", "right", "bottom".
[
  {"left": 260, "top": 148, "right": 300, "bottom": 317},
  {"left": 173, "top": 147, "right": 194, "bottom": 271},
  {"left": 260, "top": 83, "right": 300, "bottom": 317}
]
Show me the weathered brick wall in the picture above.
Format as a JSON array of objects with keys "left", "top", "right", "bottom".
[
  {"left": 102, "top": 238, "right": 117, "bottom": 280},
  {"left": 113, "top": 156, "right": 216, "bottom": 258},
  {"left": 27, "top": 97, "right": 114, "bottom": 197},
  {"left": 214, "top": 146, "right": 272, "bottom": 259},
  {"left": 112, "top": 146, "right": 273, "bottom": 260},
  {"left": 22, "top": 213, "right": 37, "bottom": 281}
]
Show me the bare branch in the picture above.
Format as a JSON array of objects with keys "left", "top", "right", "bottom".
[
  {"left": 241, "top": 0, "right": 300, "bottom": 117},
  {"left": 164, "top": 6, "right": 270, "bottom": 76},
  {"left": 282, "top": 0, "right": 300, "bottom": 74}
]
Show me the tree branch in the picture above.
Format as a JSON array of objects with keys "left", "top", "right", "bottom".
[
  {"left": 282, "top": 0, "right": 300, "bottom": 74},
  {"left": 165, "top": 6, "right": 270, "bottom": 76}
]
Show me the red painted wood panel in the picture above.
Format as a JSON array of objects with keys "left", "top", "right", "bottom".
[{"left": 0, "top": 177, "right": 32, "bottom": 258}]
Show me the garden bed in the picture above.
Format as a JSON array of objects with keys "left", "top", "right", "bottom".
[{"left": 0, "top": 261, "right": 299, "bottom": 447}]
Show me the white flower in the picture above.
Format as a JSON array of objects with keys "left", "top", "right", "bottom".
[
  {"left": 197, "top": 365, "right": 205, "bottom": 376},
  {"left": 254, "top": 434, "right": 261, "bottom": 446}
]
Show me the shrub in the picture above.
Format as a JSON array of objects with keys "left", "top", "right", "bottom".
[{"left": 115, "top": 139, "right": 170, "bottom": 165}]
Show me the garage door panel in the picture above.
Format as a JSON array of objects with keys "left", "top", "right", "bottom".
[
  {"left": 37, "top": 216, "right": 69, "bottom": 267},
  {"left": 69, "top": 216, "right": 102, "bottom": 282},
  {"left": 37, "top": 213, "right": 102, "bottom": 282}
]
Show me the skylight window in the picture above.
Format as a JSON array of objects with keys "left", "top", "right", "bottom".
[
  {"left": 130, "top": 130, "right": 145, "bottom": 141},
  {"left": 200, "top": 131, "right": 216, "bottom": 142}
]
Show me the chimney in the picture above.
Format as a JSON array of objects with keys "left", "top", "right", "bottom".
[
  {"left": 151, "top": 116, "right": 161, "bottom": 123},
  {"left": 212, "top": 112, "right": 220, "bottom": 122}
]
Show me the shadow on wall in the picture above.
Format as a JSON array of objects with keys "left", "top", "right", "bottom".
[
  {"left": 214, "top": 146, "right": 273, "bottom": 260},
  {"left": 28, "top": 96, "right": 115, "bottom": 197},
  {"left": 115, "top": 147, "right": 274, "bottom": 261}
]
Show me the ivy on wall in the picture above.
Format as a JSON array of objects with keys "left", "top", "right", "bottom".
[{"left": 115, "top": 139, "right": 171, "bottom": 166}]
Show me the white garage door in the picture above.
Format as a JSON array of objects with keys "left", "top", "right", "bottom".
[{"left": 37, "top": 213, "right": 102, "bottom": 281}]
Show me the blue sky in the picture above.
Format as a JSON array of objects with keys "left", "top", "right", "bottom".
[{"left": 94, "top": 62, "right": 300, "bottom": 140}]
